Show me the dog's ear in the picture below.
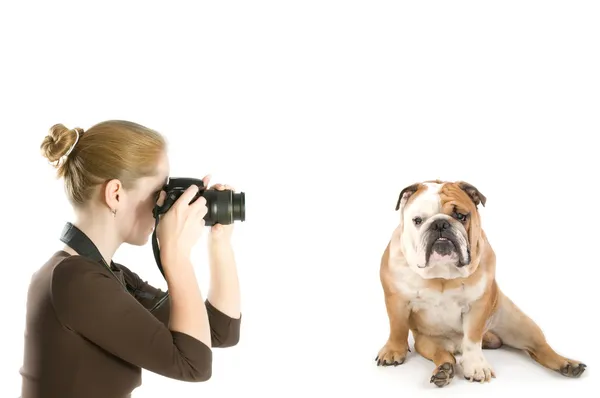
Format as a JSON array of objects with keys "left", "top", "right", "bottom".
[
  {"left": 458, "top": 181, "right": 487, "bottom": 207},
  {"left": 395, "top": 183, "right": 421, "bottom": 211}
]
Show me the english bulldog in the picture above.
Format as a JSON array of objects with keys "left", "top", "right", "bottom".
[{"left": 375, "top": 180, "right": 586, "bottom": 387}]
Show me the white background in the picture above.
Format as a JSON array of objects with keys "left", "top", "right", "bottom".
[{"left": 1, "top": 1, "right": 598, "bottom": 397}]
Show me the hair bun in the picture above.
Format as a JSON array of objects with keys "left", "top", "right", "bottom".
[{"left": 41, "top": 124, "right": 81, "bottom": 165}]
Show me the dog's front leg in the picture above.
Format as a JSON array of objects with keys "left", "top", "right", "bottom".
[
  {"left": 459, "top": 286, "right": 497, "bottom": 382},
  {"left": 376, "top": 291, "right": 411, "bottom": 366}
]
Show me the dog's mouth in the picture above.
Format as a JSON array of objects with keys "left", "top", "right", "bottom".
[
  {"left": 424, "top": 230, "right": 469, "bottom": 266},
  {"left": 431, "top": 237, "right": 456, "bottom": 255},
  {"left": 425, "top": 234, "right": 458, "bottom": 258}
]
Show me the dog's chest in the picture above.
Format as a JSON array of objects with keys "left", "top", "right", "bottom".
[
  {"left": 393, "top": 270, "right": 486, "bottom": 334},
  {"left": 409, "top": 288, "right": 470, "bottom": 333}
]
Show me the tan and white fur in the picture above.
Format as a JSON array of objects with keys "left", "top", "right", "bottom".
[{"left": 376, "top": 180, "right": 586, "bottom": 387}]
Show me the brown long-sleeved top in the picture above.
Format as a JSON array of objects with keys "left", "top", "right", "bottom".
[{"left": 19, "top": 250, "right": 241, "bottom": 398}]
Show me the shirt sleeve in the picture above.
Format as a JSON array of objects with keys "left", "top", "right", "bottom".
[
  {"left": 51, "top": 256, "right": 213, "bottom": 382},
  {"left": 118, "top": 263, "right": 241, "bottom": 348}
]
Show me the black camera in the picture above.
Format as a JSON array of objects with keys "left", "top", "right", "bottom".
[
  {"left": 151, "top": 177, "right": 245, "bottom": 280},
  {"left": 153, "top": 177, "right": 245, "bottom": 226}
]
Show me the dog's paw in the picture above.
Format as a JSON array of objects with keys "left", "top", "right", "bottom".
[
  {"left": 559, "top": 361, "right": 586, "bottom": 378},
  {"left": 430, "top": 362, "right": 455, "bottom": 388},
  {"left": 460, "top": 352, "right": 495, "bottom": 382},
  {"left": 375, "top": 342, "right": 409, "bottom": 366}
]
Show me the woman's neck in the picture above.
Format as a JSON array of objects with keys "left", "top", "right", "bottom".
[{"left": 65, "top": 207, "right": 122, "bottom": 265}]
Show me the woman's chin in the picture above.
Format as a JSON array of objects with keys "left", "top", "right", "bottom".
[{"left": 125, "top": 233, "right": 151, "bottom": 246}]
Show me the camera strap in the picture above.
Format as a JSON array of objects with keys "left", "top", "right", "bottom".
[
  {"left": 151, "top": 210, "right": 166, "bottom": 279},
  {"left": 59, "top": 222, "right": 132, "bottom": 294},
  {"left": 60, "top": 221, "right": 170, "bottom": 314}
]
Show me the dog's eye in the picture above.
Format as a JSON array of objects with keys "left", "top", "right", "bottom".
[
  {"left": 454, "top": 212, "right": 468, "bottom": 222},
  {"left": 413, "top": 217, "right": 423, "bottom": 225}
]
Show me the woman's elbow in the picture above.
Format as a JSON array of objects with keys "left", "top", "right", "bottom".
[
  {"left": 213, "top": 325, "right": 241, "bottom": 348},
  {"left": 190, "top": 366, "right": 212, "bottom": 382},
  {"left": 220, "top": 333, "right": 240, "bottom": 348},
  {"left": 174, "top": 348, "right": 213, "bottom": 382},
  {"left": 167, "top": 331, "right": 214, "bottom": 382},
  {"left": 181, "top": 358, "right": 213, "bottom": 382}
]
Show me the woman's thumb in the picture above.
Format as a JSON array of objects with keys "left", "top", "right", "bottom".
[{"left": 156, "top": 190, "right": 167, "bottom": 206}]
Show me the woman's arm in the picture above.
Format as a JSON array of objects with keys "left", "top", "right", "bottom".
[
  {"left": 207, "top": 237, "right": 241, "bottom": 319},
  {"left": 161, "top": 252, "right": 211, "bottom": 346},
  {"left": 205, "top": 182, "right": 242, "bottom": 319},
  {"left": 118, "top": 262, "right": 241, "bottom": 348},
  {"left": 206, "top": 234, "right": 242, "bottom": 347},
  {"left": 51, "top": 256, "right": 212, "bottom": 382}
]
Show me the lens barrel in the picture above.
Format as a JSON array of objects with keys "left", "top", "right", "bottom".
[{"left": 202, "top": 189, "right": 245, "bottom": 226}]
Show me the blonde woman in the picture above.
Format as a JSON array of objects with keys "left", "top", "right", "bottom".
[{"left": 19, "top": 120, "right": 241, "bottom": 398}]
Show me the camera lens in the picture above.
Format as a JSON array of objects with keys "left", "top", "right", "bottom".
[
  {"left": 202, "top": 189, "right": 246, "bottom": 226},
  {"left": 232, "top": 192, "right": 245, "bottom": 222}
]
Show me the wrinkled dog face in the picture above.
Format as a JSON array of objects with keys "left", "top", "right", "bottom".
[{"left": 395, "top": 180, "right": 486, "bottom": 279}]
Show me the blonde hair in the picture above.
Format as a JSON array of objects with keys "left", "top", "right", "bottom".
[{"left": 41, "top": 120, "right": 167, "bottom": 206}]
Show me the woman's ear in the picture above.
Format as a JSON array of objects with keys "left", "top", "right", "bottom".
[{"left": 104, "top": 178, "right": 123, "bottom": 211}]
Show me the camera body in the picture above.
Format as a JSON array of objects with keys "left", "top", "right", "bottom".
[{"left": 153, "top": 177, "right": 245, "bottom": 226}]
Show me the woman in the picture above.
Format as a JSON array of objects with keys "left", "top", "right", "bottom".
[{"left": 19, "top": 120, "right": 242, "bottom": 398}]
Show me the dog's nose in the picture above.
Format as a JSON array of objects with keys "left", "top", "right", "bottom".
[{"left": 432, "top": 219, "right": 451, "bottom": 231}]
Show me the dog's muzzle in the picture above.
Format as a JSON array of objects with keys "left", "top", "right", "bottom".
[{"left": 425, "top": 219, "right": 470, "bottom": 266}]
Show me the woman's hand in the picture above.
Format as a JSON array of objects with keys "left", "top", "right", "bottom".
[{"left": 156, "top": 183, "right": 208, "bottom": 261}]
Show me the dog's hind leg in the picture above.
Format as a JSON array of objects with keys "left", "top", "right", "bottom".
[
  {"left": 414, "top": 332, "right": 457, "bottom": 388},
  {"left": 482, "top": 331, "right": 502, "bottom": 349},
  {"left": 490, "top": 290, "right": 586, "bottom": 378}
]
